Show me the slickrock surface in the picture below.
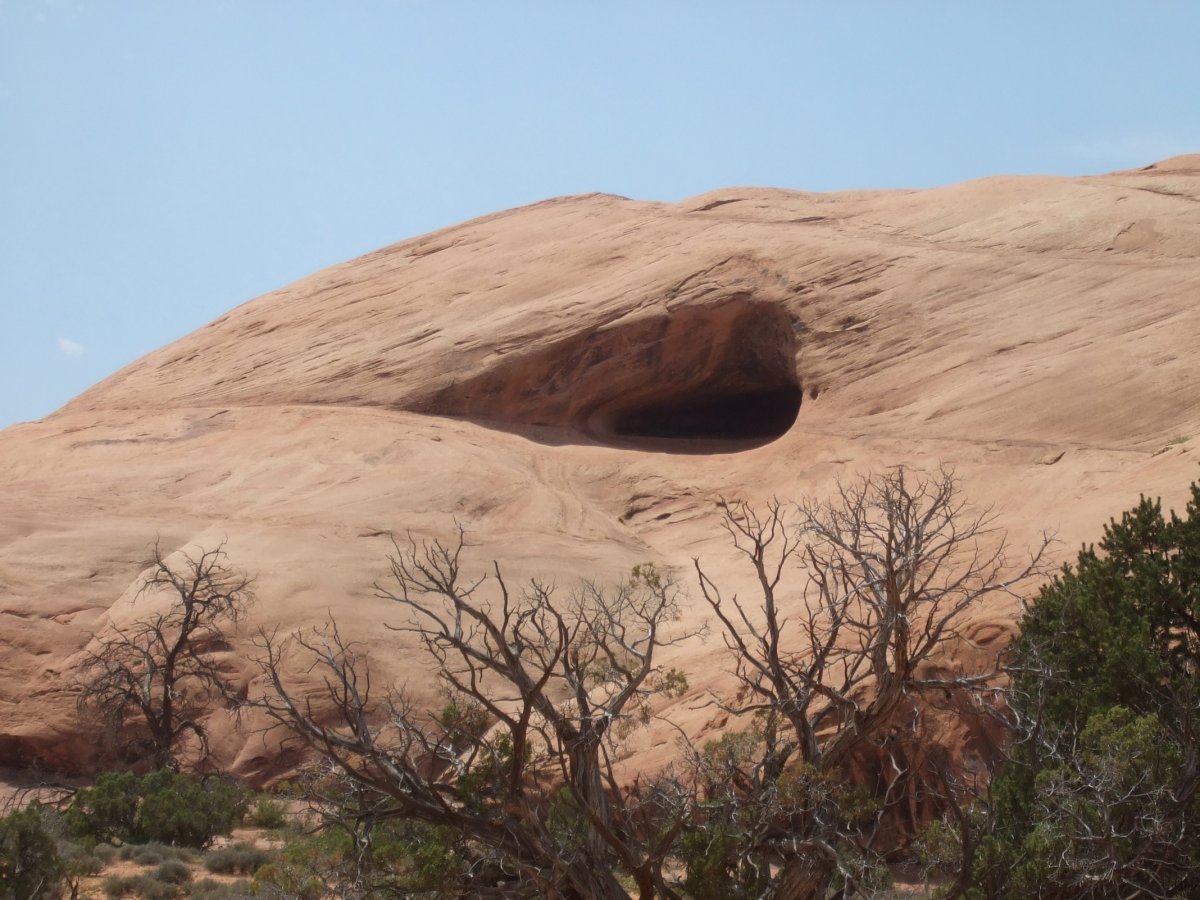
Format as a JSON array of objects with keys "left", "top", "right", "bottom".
[{"left": 3, "top": 156, "right": 1200, "bottom": 777}]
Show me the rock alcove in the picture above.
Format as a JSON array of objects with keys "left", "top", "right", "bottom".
[
  {"left": 426, "top": 298, "right": 802, "bottom": 451},
  {"left": 604, "top": 385, "right": 802, "bottom": 443}
]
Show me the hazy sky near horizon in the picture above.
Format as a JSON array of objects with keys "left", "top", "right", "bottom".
[{"left": 2, "top": 1, "right": 1198, "bottom": 428}]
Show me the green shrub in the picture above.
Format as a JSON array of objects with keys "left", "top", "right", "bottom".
[
  {"left": 273, "top": 827, "right": 350, "bottom": 871},
  {"left": 69, "top": 770, "right": 247, "bottom": 848},
  {"left": 137, "top": 773, "right": 247, "bottom": 848},
  {"left": 203, "top": 842, "right": 272, "bottom": 875},
  {"left": 369, "top": 819, "right": 461, "bottom": 893},
  {"left": 253, "top": 818, "right": 460, "bottom": 896},
  {"left": 249, "top": 862, "right": 325, "bottom": 900},
  {"left": 245, "top": 795, "right": 287, "bottom": 830},
  {"left": 984, "top": 483, "right": 1200, "bottom": 897},
  {"left": 0, "top": 803, "right": 64, "bottom": 898},
  {"left": 679, "top": 823, "right": 768, "bottom": 900},
  {"left": 66, "top": 771, "right": 141, "bottom": 842}
]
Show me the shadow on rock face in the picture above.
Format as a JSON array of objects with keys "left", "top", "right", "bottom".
[
  {"left": 605, "top": 385, "right": 802, "bottom": 443},
  {"left": 422, "top": 298, "right": 803, "bottom": 453}
]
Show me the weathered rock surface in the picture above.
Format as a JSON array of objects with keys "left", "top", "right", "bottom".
[{"left": 3, "top": 156, "right": 1200, "bottom": 777}]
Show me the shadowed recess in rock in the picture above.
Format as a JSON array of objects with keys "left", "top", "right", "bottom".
[
  {"left": 607, "top": 385, "right": 802, "bottom": 442},
  {"left": 422, "top": 296, "right": 803, "bottom": 452}
]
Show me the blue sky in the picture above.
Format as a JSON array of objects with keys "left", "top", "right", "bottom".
[{"left": 2, "top": 1, "right": 1198, "bottom": 428}]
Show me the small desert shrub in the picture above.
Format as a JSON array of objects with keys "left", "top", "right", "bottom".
[
  {"left": 191, "top": 879, "right": 253, "bottom": 898},
  {"left": 154, "top": 857, "right": 193, "bottom": 884},
  {"left": 103, "top": 873, "right": 183, "bottom": 899},
  {"left": 246, "top": 795, "right": 288, "bottom": 829},
  {"left": 204, "top": 841, "right": 272, "bottom": 875},
  {"left": 119, "top": 840, "right": 196, "bottom": 865},
  {"left": 93, "top": 841, "right": 118, "bottom": 864},
  {"left": 130, "top": 842, "right": 165, "bottom": 865},
  {"left": 55, "top": 829, "right": 109, "bottom": 878},
  {"left": 62, "top": 845, "right": 107, "bottom": 877}
]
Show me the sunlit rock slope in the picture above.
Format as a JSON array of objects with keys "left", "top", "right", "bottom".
[{"left": 3, "top": 155, "right": 1200, "bottom": 777}]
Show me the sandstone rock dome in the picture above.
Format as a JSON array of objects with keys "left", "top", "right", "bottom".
[{"left": 3, "top": 158, "right": 1200, "bottom": 776}]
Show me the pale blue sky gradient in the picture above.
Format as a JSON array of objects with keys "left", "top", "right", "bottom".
[{"left": 2, "top": 1, "right": 1198, "bottom": 427}]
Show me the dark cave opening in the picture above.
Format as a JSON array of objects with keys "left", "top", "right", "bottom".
[
  {"left": 434, "top": 296, "right": 806, "bottom": 452},
  {"left": 607, "top": 384, "right": 802, "bottom": 443}
]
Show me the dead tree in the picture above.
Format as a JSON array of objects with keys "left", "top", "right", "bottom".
[
  {"left": 257, "top": 531, "right": 697, "bottom": 900},
  {"left": 76, "top": 541, "right": 253, "bottom": 770},
  {"left": 691, "top": 467, "right": 1050, "bottom": 899}
]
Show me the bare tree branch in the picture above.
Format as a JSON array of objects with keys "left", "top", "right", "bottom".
[
  {"left": 75, "top": 540, "right": 253, "bottom": 770},
  {"left": 691, "top": 467, "right": 1052, "bottom": 898},
  {"left": 255, "top": 531, "right": 698, "bottom": 900}
]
